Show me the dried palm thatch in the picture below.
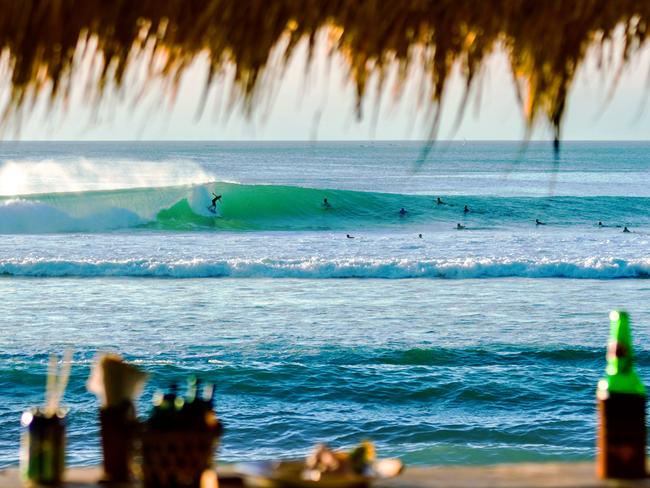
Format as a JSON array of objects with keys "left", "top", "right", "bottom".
[{"left": 0, "top": 0, "right": 648, "bottom": 142}]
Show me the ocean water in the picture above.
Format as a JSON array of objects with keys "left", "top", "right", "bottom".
[{"left": 1, "top": 141, "right": 649, "bottom": 468}]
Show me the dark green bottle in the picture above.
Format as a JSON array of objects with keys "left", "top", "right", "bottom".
[{"left": 596, "top": 310, "right": 646, "bottom": 478}]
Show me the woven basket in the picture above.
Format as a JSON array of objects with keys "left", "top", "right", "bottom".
[{"left": 140, "top": 424, "right": 223, "bottom": 488}]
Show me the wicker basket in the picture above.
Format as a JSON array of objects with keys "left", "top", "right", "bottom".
[{"left": 140, "top": 424, "right": 223, "bottom": 488}]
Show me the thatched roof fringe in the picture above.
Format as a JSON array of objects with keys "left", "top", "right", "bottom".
[{"left": 0, "top": 1, "right": 647, "bottom": 139}]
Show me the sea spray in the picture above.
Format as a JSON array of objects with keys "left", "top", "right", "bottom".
[{"left": 0, "top": 158, "right": 216, "bottom": 196}]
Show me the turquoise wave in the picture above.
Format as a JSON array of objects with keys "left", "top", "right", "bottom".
[
  {"left": 151, "top": 182, "right": 438, "bottom": 231},
  {"left": 1, "top": 181, "right": 650, "bottom": 233}
]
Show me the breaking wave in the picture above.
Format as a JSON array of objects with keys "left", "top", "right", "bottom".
[
  {"left": 2, "top": 257, "right": 650, "bottom": 279},
  {"left": 1, "top": 180, "right": 650, "bottom": 233}
]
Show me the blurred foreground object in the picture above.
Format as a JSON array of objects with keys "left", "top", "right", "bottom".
[
  {"left": 141, "top": 377, "right": 223, "bottom": 488},
  {"left": 238, "top": 441, "right": 402, "bottom": 487},
  {"left": 0, "top": 1, "right": 649, "bottom": 145},
  {"left": 20, "top": 351, "right": 72, "bottom": 485},
  {"left": 20, "top": 409, "right": 66, "bottom": 485},
  {"left": 596, "top": 311, "right": 646, "bottom": 479},
  {"left": 87, "top": 354, "right": 148, "bottom": 483}
]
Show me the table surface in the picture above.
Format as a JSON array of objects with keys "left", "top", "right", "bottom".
[{"left": 3, "top": 463, "right": 650, "bottom": 488}]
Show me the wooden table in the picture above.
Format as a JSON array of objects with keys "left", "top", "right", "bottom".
[{"left": 3, "top": 463, "right": 650, "bottom": 487}]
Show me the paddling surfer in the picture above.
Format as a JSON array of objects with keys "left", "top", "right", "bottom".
[
  {"left": 399, "top": 208, "right": 408, "bottom": 216},
  {"left": 322, "top": 198, "right": 331, "bottom": 208},
  {"left": 535, "top": 219, "right": 546, "bottom": 226}
]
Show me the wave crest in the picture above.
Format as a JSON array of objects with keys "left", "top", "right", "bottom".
[{"left": 2, "top": 257, "right": 649, "bottom": 279}]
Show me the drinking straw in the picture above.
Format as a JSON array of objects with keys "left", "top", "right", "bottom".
[
  {"left": 53, "top": 350, "right": 72, "bottom": 411},
  {"left": 45, "top": 350, "right": 73, "bottom": 415},
  {"left": 45, "top": 354, "right": 57, "bottom": 414}
]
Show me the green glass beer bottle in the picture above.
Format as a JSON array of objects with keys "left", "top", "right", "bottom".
[{"left": 596, "top": 310, "right": 646, "bottom": 478}]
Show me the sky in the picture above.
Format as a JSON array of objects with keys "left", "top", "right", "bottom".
[{"left": 12, "top": 31, "right": 650, "bottom": 141}]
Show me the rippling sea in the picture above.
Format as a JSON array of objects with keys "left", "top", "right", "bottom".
[{"left": 1, "top": 141, "right": 649, "bottom": 468}]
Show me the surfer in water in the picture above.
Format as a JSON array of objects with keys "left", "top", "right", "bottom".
[
  {"left": 456, "top": 223, "right": 465, "bottom": 230},
  {"left": 208, "top": 192, "right": 222, "bottom": 212},
  {"left": 535, "top": 219, "right": 546, "bottom": 226},
  {"left": 436, "top": 197, "right": 445, "bottom": 205},
  {"left": 464, "top": 205, "right": 469, "bottom": 213},
  {"left": 399, "top": 208, "right": 408, "bottom": 216},
  {"left": 346, "top": 234, "right": 355, "bottom": 239},
  {"left": 623, "top": 226, "right": 631, "bottom": 233},
  {"left": 598, "top": 221, "right": 604, "bottom": 227},
  {"left": 322, "top": 198, "right": 331, "bottom": 208}
]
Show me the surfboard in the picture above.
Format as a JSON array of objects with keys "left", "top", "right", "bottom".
[{"left": 207, "top": 206, "right": 217, "bottom": 215}]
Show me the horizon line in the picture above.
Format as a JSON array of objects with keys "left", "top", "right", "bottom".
[{"left": 0, "top": 139, "right": 649, "bottom": 143}]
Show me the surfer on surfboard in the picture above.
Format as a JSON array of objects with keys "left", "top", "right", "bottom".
[{"left": 208, "top": 192, "right": 222, "bottom": 213}]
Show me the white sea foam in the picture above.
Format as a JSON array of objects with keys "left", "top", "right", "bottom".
[
  {"left": 1, "top": 257, "right": 648, "bottom": 279},
  {"left": 0, "top": 198, "right": 147, "bottom": 233}
]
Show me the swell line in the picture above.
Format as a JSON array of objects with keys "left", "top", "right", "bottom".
[
  {"left": 2, "top": 181, "right": 650, "bottom": 233},
  {"left": 1, "top": 257, "right": 649, "bottom": 279}
]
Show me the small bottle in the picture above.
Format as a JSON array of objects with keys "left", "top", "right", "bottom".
[
  {"left": 182, "top": 375, "right": 202, "bottom": 428},
  {"left": 202, "top": 383, "right": 221, "bottom": 430},
  {"left": 203, "top": 383, "right": 215, "bottom": 410},
  {"left": 185, "top": 375, "right": 199, "bottom": 405},
  {"left": 596, "top": 310, "right": 646, "bottom": 478},
  {"left": 150, "top": 383, "right": 179, "bottom": 429}
]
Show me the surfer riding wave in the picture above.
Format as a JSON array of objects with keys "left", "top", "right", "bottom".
[{"left": 208, "top": 192, "right": 222, "bottom": 213}]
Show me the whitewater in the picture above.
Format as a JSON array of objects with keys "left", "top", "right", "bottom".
[
  {"left": 2, "top": 234, "right": 650, "bottom": 279},
  {"left": 1, "top": 141, "right": 650, "bottom": 468}
]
